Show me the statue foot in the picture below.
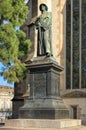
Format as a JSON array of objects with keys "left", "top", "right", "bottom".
[{"left": 46, "top": 53, "right": 51, "bottom": 57}]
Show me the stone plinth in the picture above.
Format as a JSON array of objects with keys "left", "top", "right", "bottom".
[
  {"left": 3, "top": 119, "right": 81, "bottom": 128},
  {"left": 19, "top": 56, "right": 69, "bottom": 119},
  {"left": 0, "top": 119, "right": 86, "bottom": 130}
]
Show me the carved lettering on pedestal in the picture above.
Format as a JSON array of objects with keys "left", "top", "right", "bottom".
[{"left": 33, "top": 72, "right": 46, "bottom": 97}]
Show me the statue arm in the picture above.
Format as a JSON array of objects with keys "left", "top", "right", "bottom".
[
  {"left": 41, "top": 12, "right": 52, "bottom": 30},
  {"left": 35, "top": 17, "right": 42, "bottom": 29},
  {"left": 35, "top": 13, "right": 52, "bottom": 30}
]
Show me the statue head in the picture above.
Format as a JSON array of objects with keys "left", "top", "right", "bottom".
[{"left": 39, "top": 3, "right": 48, "bottom": 11}]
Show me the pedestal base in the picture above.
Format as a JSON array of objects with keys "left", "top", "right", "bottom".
[
  {"left": 19, "top": 57, "right": 69, "bottom": 119},
  {"left": 19, "top": 98, "right": 69, "bottom": 119}
]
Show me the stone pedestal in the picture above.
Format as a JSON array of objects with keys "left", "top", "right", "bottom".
[{"left": 19, "top": 56, "right": 69, "bottom": 119}]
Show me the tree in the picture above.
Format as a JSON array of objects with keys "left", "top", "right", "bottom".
[{"left": 0, "top": 0, "right": 31, "bottom": 83}]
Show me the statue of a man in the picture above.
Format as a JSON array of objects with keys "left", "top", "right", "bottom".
[{"left": 35, "top": 3, "right": 52, "bottom": 57}]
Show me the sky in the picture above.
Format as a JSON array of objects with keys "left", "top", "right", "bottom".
[{"left": 0, "top": 63, "right": 14, "bottom": 88}]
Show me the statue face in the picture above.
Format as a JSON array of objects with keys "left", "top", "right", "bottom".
[{"left": 40, "top": 5, "right": 46, "bottom": 11}]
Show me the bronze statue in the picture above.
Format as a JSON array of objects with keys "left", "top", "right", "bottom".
[{"left": 35, "top": 3, "right": 52, "bottom": 57}]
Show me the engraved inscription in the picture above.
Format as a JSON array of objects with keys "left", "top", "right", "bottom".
[{"left": 34, "top": 72, "right": 46, "bottom": 97}]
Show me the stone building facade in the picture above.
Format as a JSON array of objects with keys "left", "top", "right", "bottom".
[
  {"left": 0, "top": 86, "right": 14, "bottom": 120},
  {"left": 13, "top": 0, "right": 86, "bottom": 125}
]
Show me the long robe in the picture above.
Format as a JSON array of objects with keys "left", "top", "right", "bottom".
[{"left": 36, "top": 11, "right": 52, "bottom": 56}]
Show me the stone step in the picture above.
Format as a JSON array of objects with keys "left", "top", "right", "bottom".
[
  {"left": 5, "top": 119, "right": 81, "bottom": 129},
  {"left": 0, "top": 119, "right": 86, "bottom": 130},
  {"left": 0, "top": 126, "right": 86, "bottom": 130}
]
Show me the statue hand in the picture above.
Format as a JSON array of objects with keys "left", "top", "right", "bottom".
[
  {"left": 35, "top": 19, "right": 41, "bottom": 29},
  {"left": 37, "top": 21, "right": 41, "bottom": 27}
]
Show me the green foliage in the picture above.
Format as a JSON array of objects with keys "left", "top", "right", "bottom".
[
  {"left": 0, "top": 0, "right": 31, "bottom": 83},
  {"left": 17, "top": 30, "right": 31, "bottom": 59}
]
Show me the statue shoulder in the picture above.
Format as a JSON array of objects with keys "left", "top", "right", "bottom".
[
  {"left": 40, "top": 12, "right": 52, "bottom": 18},
  {"left": 47, "top": 12, "right": 52, "bottom": 19},
  {"left": 47, "top": 12, "right": 52, "bottom": 15}
]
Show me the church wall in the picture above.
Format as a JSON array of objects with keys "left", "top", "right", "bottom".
[{"left": 63, "top": 98, "right": 86, "bottom": 125}]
